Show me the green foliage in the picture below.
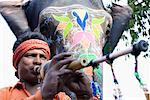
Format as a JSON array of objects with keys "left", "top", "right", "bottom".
[
  {"left": 128, "top": 0, "right": 150, "bottom": 43},
  {"left": 113, "top": 0, "right": 150, "bottom": 57}
]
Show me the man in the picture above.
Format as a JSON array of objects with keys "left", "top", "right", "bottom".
[{"left": 0, "top": 32, "right": 93, "bottom": 100}]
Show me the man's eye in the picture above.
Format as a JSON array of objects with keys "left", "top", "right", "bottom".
[
  {"left": 40, "top": 55, "right": 47, "bottom": 60},
  {"left": 24, "top": 54, "right": 36, "bottom": 58}
]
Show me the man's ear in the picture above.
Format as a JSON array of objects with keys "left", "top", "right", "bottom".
[{"left": 15, "top": 71, "right": 19, "bottom": 79}]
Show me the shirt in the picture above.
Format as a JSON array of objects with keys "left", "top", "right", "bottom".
[{"left": 0, "top": 82, "right": 71, "bottom": 100}]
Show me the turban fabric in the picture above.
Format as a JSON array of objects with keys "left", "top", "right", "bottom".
[{"left": 13, "top": 39, "right": 50, "bottom": 69}]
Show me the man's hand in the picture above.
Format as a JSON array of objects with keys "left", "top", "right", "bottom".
[
  {"left": 66, "top": 71, "right": 93, "bottom": 100},
  {"left": 41, "top": 52, "right": 75, "bottom": 99}
]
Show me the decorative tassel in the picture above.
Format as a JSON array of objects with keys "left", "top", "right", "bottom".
[
  {"left": 91, "top": 81, "right": 102, "bottom": 100},
  {"left": 113, "top": 84, "right": 122, "bottom": 100},
  {"left": 110, "top": 64, "right": 122, "bottom": 100},
  {"left": 134, "top": 56, "right": 149, "bottom": 99},
  {"left": 134, "top": 57, "right": 144, "bottom": 86},
  {"left": 91, "top": 81, "right": 97, "bottom": 96}
]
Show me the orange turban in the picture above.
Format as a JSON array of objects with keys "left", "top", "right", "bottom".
[{"left": 13, "top": 39, "right": 50, "bottom": 69}]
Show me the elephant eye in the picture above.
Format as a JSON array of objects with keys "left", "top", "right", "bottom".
[{"left": 54, "top": 31, "right": 64, "bottom": 44}]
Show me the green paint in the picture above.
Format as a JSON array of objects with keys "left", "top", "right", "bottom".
[
  {"left": 79, "top": 53, "right": 102, "bottom": 82},
  {"left": 92, "top": 17, "right": 105, "bottom": 40},
  {"left": 134, "top": 72, "right": 144, "bottom": 86},
  {"left": 53, "top": 15, "right": 73, "bottom": 38},
  {"left": 64, "top": 22, "right": 73, "bottom": 38},
  {"left": 53, "top": 15, "right": 70, "bottom": 22},
  {"left": 94, "top": 65, "right": 102, "bottom": 82}
]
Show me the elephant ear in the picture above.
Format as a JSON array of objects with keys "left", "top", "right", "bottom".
[
  {"left": 0, "top": 1, "right": 30, "bottom": 39},
  {"left": 103, "top": 3, "right": 133, "bottom": 56}
]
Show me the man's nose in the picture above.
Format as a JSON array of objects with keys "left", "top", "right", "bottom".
[{"left": 33, "top": 55, "right": 42, "bottom": 65}]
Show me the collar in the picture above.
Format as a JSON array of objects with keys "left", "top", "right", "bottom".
[{"left": 12, "top": 81, "right": 31, "bottom": 96}]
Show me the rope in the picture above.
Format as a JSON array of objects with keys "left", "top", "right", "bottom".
[
  {"left": 110, "top": 64, "right": 122, "bottom": 100},
  {"left": 134, "top": 56, "right": 149, "bottom": 100}
]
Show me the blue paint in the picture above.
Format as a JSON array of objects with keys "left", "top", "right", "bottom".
[
  {"left": 91, "top": 81, "right": 97, "bottom": 96},
  {"left": 72, "top": 11, "right": 88, "bottom": 31}
]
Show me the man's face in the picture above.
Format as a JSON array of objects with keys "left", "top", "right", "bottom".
[{"left": 17, "top": 49, "right": 48, "bottom": 84}]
